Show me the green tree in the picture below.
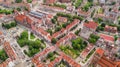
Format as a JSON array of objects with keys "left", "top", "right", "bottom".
[
  {"left": 51, "top": 38, "right": 57, "bottom": 44},
  {"left": 16, "top": 0, "right": 22, "bottom": 3},
  {"left": 27, "top": 0, "right": 32, "bottom": 3}
]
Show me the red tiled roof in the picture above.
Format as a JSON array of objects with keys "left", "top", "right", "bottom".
[
  {"left": 61, "top": 52, "right": 81, "bottom": 67},
  {"left": 56, "top": 33, "right": 76, "bottom": 47},
  {"left": 57, "top": 16, "right": 68, "bottom": 23},
  {"left": 48, "top": 56, "right": 62, "bottom": 67},
  {"left": 15, "top": 14, "right": 32, "bottom": 24},
  {"left": 104, "top": 25, "right": 117, "bottom": 33},
  {"left": 97, "top": 56, "right": 117, "bottom": 67},
  {"left": 0, "top": 58, "right": 11, "bottom": 67},
  {"left": 96, "top": 48, "right": 104, "bottom": 57},
  {"left": 32, "top": 46, "right": 56, "bottom": 66},
  {"left": 66, "top": 19, "right": 80, "bottom": 30},
  {"left": 3, "top": 42, "right": 17, "bottom": 60},
  {"left": 45, "top": 0, "right": 56, "bottom": 4},
  {"left": 0, "top": 31, "right": 2, "bottom": 35},
  {"left": 52, "top": 28, "right": 66, "bottom": 38},
  {"left": 47, "top": 14, "right": 53, "bottom": 19},
  {"left": 100, "top": 34, "right": 114, "bottom": 43},
  {"left": 84, "top": 21, "right": 98, "bottom": 30},
  {"left": 81, "top": 44, "right": 94, "bottom": 58},
  {"left": 38, "top": 28, "right": 48, "bottom": 36}
]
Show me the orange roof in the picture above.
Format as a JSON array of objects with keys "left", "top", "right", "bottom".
[
  {"left": 96, "top": 48, "right": 104, "bottom": 57},
  {"left": 100, "top": 34, "right": 114, "bottom": 43},
  {"left": 32, "top": 46, "right": 56, "bottom": 66},
  {"left": 104, "top": 25, "right": 117, "bottom": 33},
  {"left": 81, "top": 44, "right": 94, "bottom": 58},
  {"left": 15, "top": 14, "right": 32, "bottom": 24},
  {"left": 57, "top": 16, "right": 68, "bottom": 23},
  {"left": 66, "top": 19, "right": 80, "bottom": 30},
  {"left": 0, "top": 31, "right": 2, "bottom": 35},
  {"left": 97, "top": 56, "right": 117, "bottom": 67},
  {"left": 52, "top": 28, "right": 66, "bottom": 38},
  {"left": 84, "top": 21, "right": 98, "bottom": 30},
  {"left": 3, "top": 42, "right": 17, "bottom": 60},
  {"left": 45, "top": 0, "right": 56, "bottom": 4},
  {"left": 56, "top": 33, "right": 76, "bottom": 47},
  {"left": 61, "top": 52, "right": 81, "bottom": 67}
]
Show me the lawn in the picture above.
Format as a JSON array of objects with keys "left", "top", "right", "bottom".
[
  {"left": 88, "top": 34, "right": 99, "bottom": 44},
  {"left": 0, "top": 49, "right": 8, "bottom": 63},
  {"left": 17, "top": 31, "right": 46, "bottom": 57},
  {"left": 0, "top": 8, "right": 13, "bottom": 15},
  {"left": 2, "top": 21, "right": 17, "bottom": 29},
  {"left": 60, "top": 45, "right": 80, "bottom": 59},
  {"left": 30, "top": 32, "right": 35, "bottom": 39},
  {"left": 60, "top": 37, "right": 87, "bottom": 59}
]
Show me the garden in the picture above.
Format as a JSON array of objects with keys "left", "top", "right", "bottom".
[
  {"left": 88, "top": 34, "right": 99, "bottom": 44},
  {"left": 0, "top": 9, "right": 13, "bottom": 15},
  {"left": 0, "top": 49, "right": 8, "bottom": 63},
  {"left": 49, "top": 12, "right": 83, "bottom": 35},
  {"left": 17, "top": 31, "right": 46, "bottom": 57},
  {"left": 42, "top": 51, "right": 60, "bottom": 63},
  {"left": 60, "top": 37, "right": 87, "bottom": 59},
  {"left": 2, "top": 21, "right": 17, "bottom": 29}
]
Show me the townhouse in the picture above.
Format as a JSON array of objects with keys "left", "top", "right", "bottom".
[
  {"left": 52, "top": 19, "right": 80, "bottom": 39},
  {"left": 79, "top": 21, "right": 98, "bottom": 39},
  {"left": 52, "top": 28, "right": 66, "bottom": 39},
  {"left": 81, "top": 44, "right": 94, "bottom": 59},
  {"left": 44, "top": 0, "right": 56, "bottom": 5},
  {"left": 31, "top": 24, "right": 52, "bottom": 42},
  {"left": 0, "top": 31, "right": 4, "bottom": 45},
  {"left": 57, "top": 16, "right": 68, "bottom": 24},
  {"left": 77, "top": 9, "right": 91, "bottom": 17},
  {"left": 104, "top": 25, "right": 118, "bottom": 34},
  {"left": 60, "top": 52, "right": 81, "bottom": 67},
  {"left": 0, "top": 58, "right": 11, "bottom": 67},
  {"left": 100, "top": 34, "right": 114, "bottom": 43},
  {"left": 95, "top": 12, "right": 117, "bottom": 23},
  {"left": 56, "top": 33, "right": 76, "bottom": 47},
  {"left": 15, "top": 14, "right": 32, "bottom": 28},
  {"left": 32, "top": 46, "right": 56, "bottom": 67},
  {"left": 47, "top": 52, "right": 81, "bottom": 67},
  {"left": 90, "top": 48, "right": 120, "bottom": 67},
  {"left": 3, "top": 42, "right": 17, "bottom": 61},
  {"left": 15, "top": 13, "right": 52, "bottom": 42}
]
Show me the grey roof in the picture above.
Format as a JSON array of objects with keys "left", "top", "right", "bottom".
[{"left": 29, "top": 11, "right": 45, "bottom": 18}]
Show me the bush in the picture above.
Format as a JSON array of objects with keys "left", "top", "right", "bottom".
[
  {"left": 17, "top": 31, "right": 45, "bottom": 57},
  {"left": 88, "top": 34, "right": 99, "bottom": 44},
  {"left": 53, "top": 3, "right": 66, "bottom": 9},
  {"left": 0, "top": 49, "right": 8, "bottom": 61},
  {"left": 27, "top": 0, "right": 32, "bottom": 3},
  {"left": 51, "top": 38, "right": 57, "bottom": 44},
  {"left": 2, "top": 21, "right": 17, "bottom": 29},
  {"left": 16, "top": 0, "right": 22, "bottom": 3}
]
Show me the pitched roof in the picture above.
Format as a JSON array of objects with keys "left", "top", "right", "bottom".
[
  {"left": 0, "top": 31, "right": 2, "bottom": 35},
  {"left": 96, "top": 48, "right": 104, "bottom": 57},
  {"left": 3, "top": 42, "right": 17, "bottom": 60},
  {"left": 100, "top": 34, "right": 114, "bottom": 43},
  {"left": 56, "top": 33, "right": 76, "bottom": 47},
  {"left": 104, "top": 25, "right": 117, "bottom": 33},
  {"left": 15, "top": 14, "right": 32, "bottom": 24},
  {"left": 97, "top": 56, "right": 117, "bottom": 67},
  {"left": 57, "top": 16, "right": 68, "bottom": 23},
  {"left": 84, "top": 21, "right": 98, "bottom": 30}
]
